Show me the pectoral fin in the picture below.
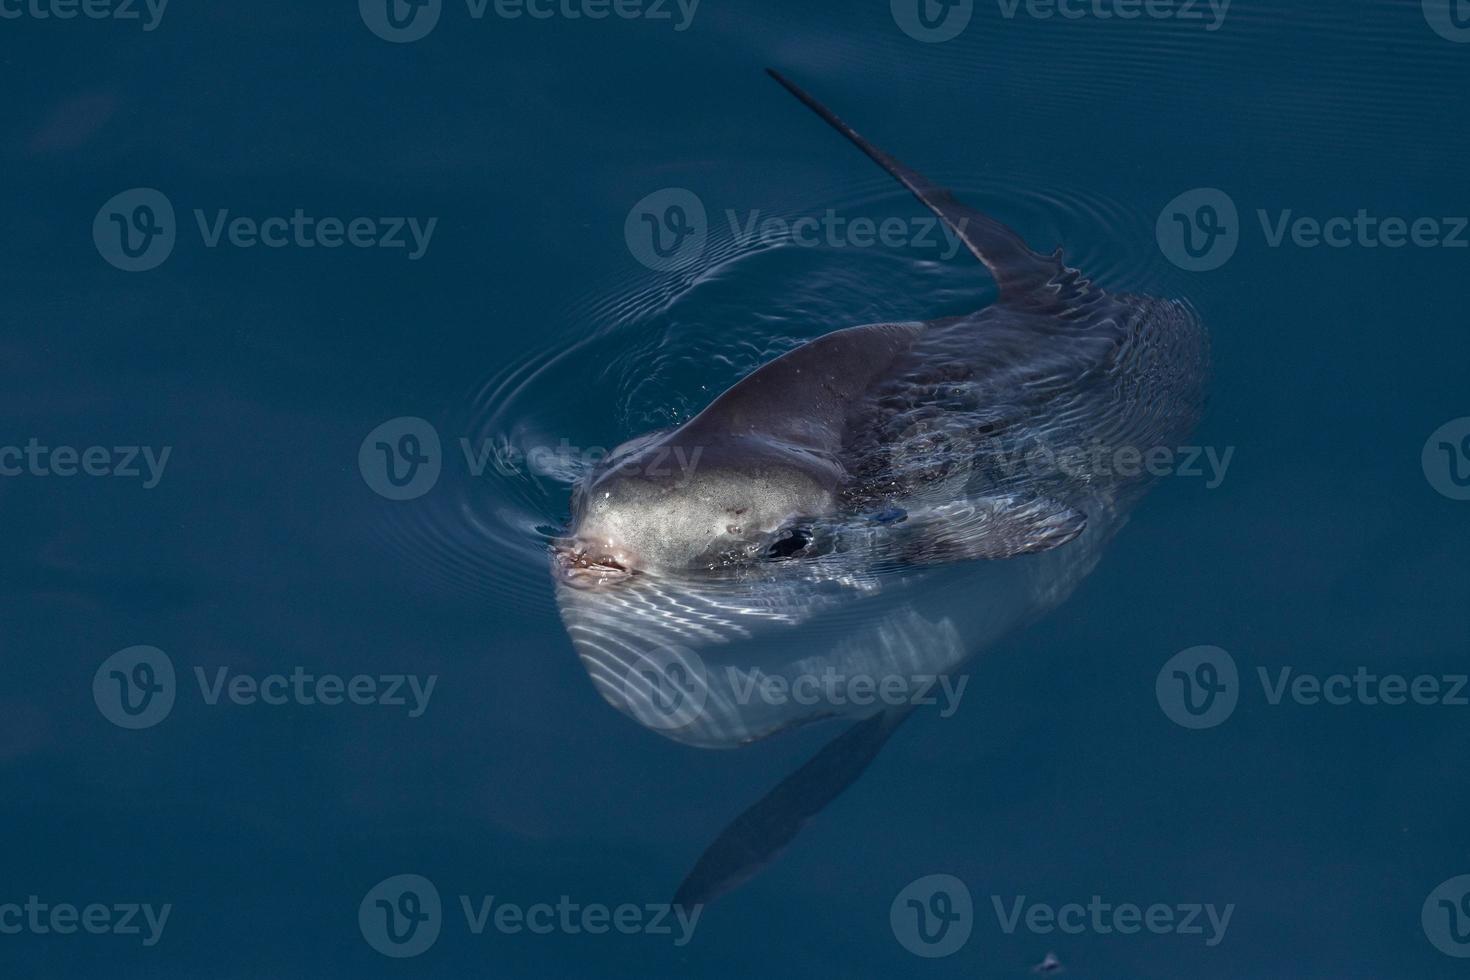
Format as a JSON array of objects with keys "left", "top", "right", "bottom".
[{"left": 673, "top": 706, "right": 914, "bottom": 908}]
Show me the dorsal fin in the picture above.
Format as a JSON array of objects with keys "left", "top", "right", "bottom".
[{"left": 767, "top": 69, "right": 1086, "bottom": 307}]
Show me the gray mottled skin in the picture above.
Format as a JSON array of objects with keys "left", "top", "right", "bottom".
[
  {"left": 562, "top": 321, "right": 923, "bottom": 574},
  {"left": 557, "top": 70, "right": 1207, "bottom": 726},
  {"left": 553, "top": 71, "right": 1209, "bottom": 907},
  {"left": 558, "top": 72, "right": 1205, "bottom": 584}
]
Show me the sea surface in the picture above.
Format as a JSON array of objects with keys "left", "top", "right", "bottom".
[{"left": 3, "top": 1, "right": 1469, "bottom": 977}]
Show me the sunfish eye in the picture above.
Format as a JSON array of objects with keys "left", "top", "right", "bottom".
[{"left": 767, "top": 527, "right": 811, "bottom": 560}]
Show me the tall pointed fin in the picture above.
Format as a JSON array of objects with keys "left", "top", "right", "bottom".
[{"left": 767, "top": 69, "right": 1078, "bottom": 305}]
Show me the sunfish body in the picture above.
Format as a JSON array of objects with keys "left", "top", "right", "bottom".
[
  {"left": 557, "top": 73, "right": 1204, "bottom": 586},
  {"left": 551, "top": 71, "right": 1208, "bottom": 905}
]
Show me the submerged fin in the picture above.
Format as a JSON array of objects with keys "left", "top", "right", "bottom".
[
  {"left": 767, "top": 69, "right": 1086, "bottom": 307},
  {"left": 899, "top": 494, "right": 1087, "bottom": 561},
  {"left": 673, "top": 705, "right": 914, "bottom": 908}
]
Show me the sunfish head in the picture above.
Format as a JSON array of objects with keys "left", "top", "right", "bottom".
[{"left": 554, "top": 431, "right": 841, "bottom": 585}]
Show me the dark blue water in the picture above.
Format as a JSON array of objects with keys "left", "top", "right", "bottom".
[{"left": 4, "top": 1, "right": 1470, "bottom": 976}]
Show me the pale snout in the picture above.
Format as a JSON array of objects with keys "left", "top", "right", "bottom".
[{"left": 551, "top": 535, "right": 638, "bottom": 588}]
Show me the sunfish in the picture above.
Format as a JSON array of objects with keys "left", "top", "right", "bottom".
[{"left": 550, "top": 70, "right": 1209, "bottom": 906}]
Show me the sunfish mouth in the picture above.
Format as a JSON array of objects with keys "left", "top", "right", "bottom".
[{"left": 551, "top": 539, "right": 637, "bottom": 588}]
